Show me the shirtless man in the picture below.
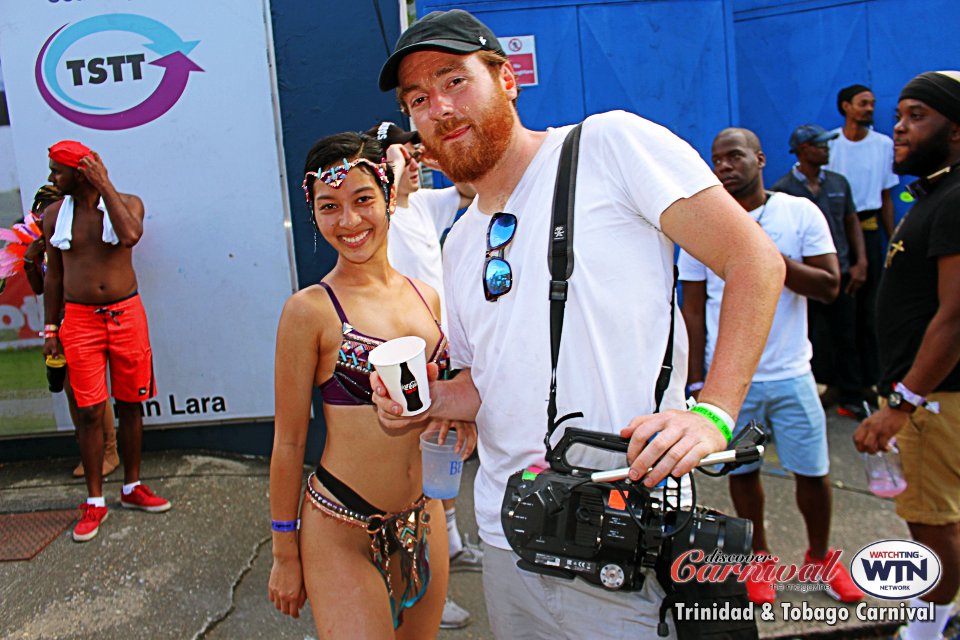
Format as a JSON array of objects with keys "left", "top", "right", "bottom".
[{"left": 42, "top": 140, "right": 170, "bottom": 543}]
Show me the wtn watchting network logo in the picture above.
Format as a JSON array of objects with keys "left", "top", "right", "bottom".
[
  {"left": 850, "top": 540, "right": 942, "bottom": 599},
  {"left": 35, "top": 14, "right": 203, "bottom": 130}
]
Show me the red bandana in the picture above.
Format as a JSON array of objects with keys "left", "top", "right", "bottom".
[{"left": 48, "top": 140, "right": 92, "bottom": 168}]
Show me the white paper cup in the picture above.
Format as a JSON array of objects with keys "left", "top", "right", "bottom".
[
  {"left": 368, "top": 336, "right": 431, "bottom": 416},
  {"left": 420, "top": 429, "right": 463, "bottom": 499}
]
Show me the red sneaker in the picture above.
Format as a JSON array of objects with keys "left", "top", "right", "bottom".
[
  {"left": 836, "top": 403, "right": 867, "bottom": 420},
  {"left": 745, "top": 553, "right": 778, "bottom": 604},
  {"left": 120, "top": 484, "right": 171, "bottom": 513},
  {"left": 73, "top": 504, "right": 109, "bottom": 542},
  {"left": 803, "top": 549, "right": 865, "bottom": 603}
]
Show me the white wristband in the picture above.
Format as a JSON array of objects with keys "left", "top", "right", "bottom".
[
  {"left": 691, "top": 402, "right": 736, "bottom": 442},
  {"left": 696, "top": 402, "right": 734, "bottom": 427},
  {"left": 895, "top": 382, "right": 940, "bottom": 414}
]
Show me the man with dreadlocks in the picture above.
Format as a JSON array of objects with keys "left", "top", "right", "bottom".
[
  {"left": 42, "top": 140, "right": 169, "bottom": 543},
  {"left": 23, "top": 183, "right": 120, "bottom": 479}
]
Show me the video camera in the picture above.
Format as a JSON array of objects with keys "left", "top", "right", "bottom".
[{"left": 500, "top": 421, "right": 766, "bottom": 591}]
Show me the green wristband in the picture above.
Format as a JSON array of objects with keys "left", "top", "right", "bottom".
[{"left": 691, "top": 404, "right": 733, "bottom": 442}]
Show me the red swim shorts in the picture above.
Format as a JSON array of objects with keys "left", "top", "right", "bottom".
[{"left": 59, "top": 293, "right": 156, "bottom": 408}]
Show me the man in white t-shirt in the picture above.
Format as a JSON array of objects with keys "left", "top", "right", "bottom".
[
  {"left": 681, "top": 127, "right": 863, "bottom": 607},
  {"left": 826, "top": 84, "right": 902, "bottom": 418},
  {"left": 371, "top": 10, "right": 785, "bottom": 638},
  {"left": 367, "top": 121, "right": 479, "bottom": 631}
]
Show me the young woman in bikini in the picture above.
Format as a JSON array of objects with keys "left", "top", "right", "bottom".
[{"left": 268, "top": 131, "right": 476, "bottom": 638}]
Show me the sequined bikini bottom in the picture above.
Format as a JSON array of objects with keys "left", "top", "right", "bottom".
[{"left": 305, "top": 469, "right": 431, "bottom": 628}]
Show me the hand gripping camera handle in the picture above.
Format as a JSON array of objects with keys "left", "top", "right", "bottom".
[{"left": 589, "top": 445, "right": 765, "bottom": 483}]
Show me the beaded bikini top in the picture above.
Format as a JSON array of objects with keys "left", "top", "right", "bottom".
[{"left": 317, "top": 279, "right": 447, "bottom": 406}]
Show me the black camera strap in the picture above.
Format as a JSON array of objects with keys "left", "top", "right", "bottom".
[{"left": 544, "top": 123, "right": 677, "bottom": 455}]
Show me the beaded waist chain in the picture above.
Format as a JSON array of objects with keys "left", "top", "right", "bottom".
[
  {"left": 304, "top": 472, "right": 431, "bottom": 627},
  {"left": 304, "top": 472, "right": 428, "bottom": 531}
]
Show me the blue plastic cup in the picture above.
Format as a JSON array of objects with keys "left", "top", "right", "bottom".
[{"left": 420, "top": 429, "right": 463, "bottom": 499}]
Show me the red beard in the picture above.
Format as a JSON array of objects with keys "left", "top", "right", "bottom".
[{"left": 421, "top": 88, "right": 515, "bottom": 183}]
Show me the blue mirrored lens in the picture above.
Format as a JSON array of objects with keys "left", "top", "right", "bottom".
[
  {"left": 484, "top": 258, "right": 512, "bottom": 296},
  {"left": 488, "top": 214, "right": 517, "bottom": 250}
]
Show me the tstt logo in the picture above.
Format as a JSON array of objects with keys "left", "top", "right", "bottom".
[
  {"left": 35, "top": 13, "right": 203, "bottom": 130},
  {"left": 851, "top": 540, "right": 941, "bottom": 600}
]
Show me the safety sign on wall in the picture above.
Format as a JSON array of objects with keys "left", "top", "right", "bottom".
[{"left": 502, "top": 35, "right": 538, "bottom": 87}]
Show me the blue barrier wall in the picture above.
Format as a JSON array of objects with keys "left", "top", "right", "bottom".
[
  {"left": 270, "top": 0, "right": 405, "bottom": 288},
  {"left": 417, "top": 0, "right": 738, "bottom": 163},
  {"left": 422, "top": 0, "right": 959, "bottom": 221},
  {"left": 733, "top": 0, "right": 960, "bottom": 219}
]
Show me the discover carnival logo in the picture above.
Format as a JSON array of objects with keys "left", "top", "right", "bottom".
[
  {"left": 670, "top": 544, "right": 942, "bottom": 627},
  {"left": 35, "top": 14, "right": 203, "bottom": 130},
  {"left": 851, "top": 540, "right": 942, "bottom": 599}
]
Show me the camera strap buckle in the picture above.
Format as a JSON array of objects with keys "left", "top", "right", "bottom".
[{"left": 549, "top": 280, "right": 568, "bottom": 302}]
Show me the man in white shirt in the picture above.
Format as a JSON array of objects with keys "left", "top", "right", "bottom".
[
  {"left": 681, "top": 128, "right": 863, "bottom": 607},
  {"left": 826, "top": 84, "right": 902, "bottom": 418},
  {"left": 371, "top": 10, "right": 785, "bottom": 638}
]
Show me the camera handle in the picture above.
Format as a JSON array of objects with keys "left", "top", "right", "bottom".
[{"left": 546, "top": 426, "right": 629, "bottom": 475}]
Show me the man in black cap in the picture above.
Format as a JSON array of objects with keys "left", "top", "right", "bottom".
[
  {"left": 855, "top": 70, "right": 960, "bottom": 640},
  {"left": 826, "top": 84, "right": 900, "bottom": 419},
  {"left": 372, "top": 9, "right": 785, "bottom": 638},
  {"left": 772, "top": 124, "right": 867, "bottom": 415}
]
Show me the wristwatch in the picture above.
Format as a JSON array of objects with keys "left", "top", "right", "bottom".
[{"left": 887, "top": 390, "right": 915, "bottom": 413}]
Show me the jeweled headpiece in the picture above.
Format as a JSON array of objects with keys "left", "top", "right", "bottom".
[
  {"left": 303, "top": 157, "right": 389, "bottom": 203},
  {"left": 302, "top": 157, "right": 393, "bottom": 229}
]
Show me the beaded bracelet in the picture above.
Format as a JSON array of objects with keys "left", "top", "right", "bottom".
[
  {"left": 271, "top": 519, "right": 300, "bottom": 532},
  {"left": 691, "top": 403, "right": 733, "bottom": 443}
]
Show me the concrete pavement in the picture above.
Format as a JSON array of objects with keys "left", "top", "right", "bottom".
[{"left": 0, "top": 412, "right": 921, "bottom": 639}]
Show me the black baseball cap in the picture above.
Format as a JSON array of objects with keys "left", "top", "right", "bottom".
[
  {"left": 789, "top": 124, "right": 839, "bottom": 153},
  {"left": 379, "top": 9, "right": 505, "bottom": 91},
  {"left": 364, "top": 122, "right": 420, "bottom": 147}
]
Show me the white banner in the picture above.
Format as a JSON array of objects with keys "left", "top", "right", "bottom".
[{"left": 0, "top": 0, "right": 294, "bottom": 430}]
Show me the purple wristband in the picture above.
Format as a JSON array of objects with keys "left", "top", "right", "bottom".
[{"left": 271, "top": 519, "right": 299, "bottom": 532}]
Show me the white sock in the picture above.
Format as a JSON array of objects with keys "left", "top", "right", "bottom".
[
  {"left": 446, "top": 508, "right": 463, "bottom": 557},
  {"left": 122, "top": 481, "right": 141, "bottom": 495},
  {"left": 901, "top": 599, "right": 952, "bottom": 640},
  {"left": 86, "top": 496, "right": 106, "bottom": 508}
]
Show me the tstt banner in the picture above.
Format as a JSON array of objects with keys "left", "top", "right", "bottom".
[{"left": 0, "top": 0, "right": 294, "bottom": 432}]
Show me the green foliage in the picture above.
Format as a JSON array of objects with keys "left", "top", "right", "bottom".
[{"left": 0, "top": 346, "right": 46, "bottom": 393}]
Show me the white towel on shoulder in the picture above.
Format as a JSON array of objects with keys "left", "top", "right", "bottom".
[{"left": 49, "top": 195, "right": 119, "bottom": 250}]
